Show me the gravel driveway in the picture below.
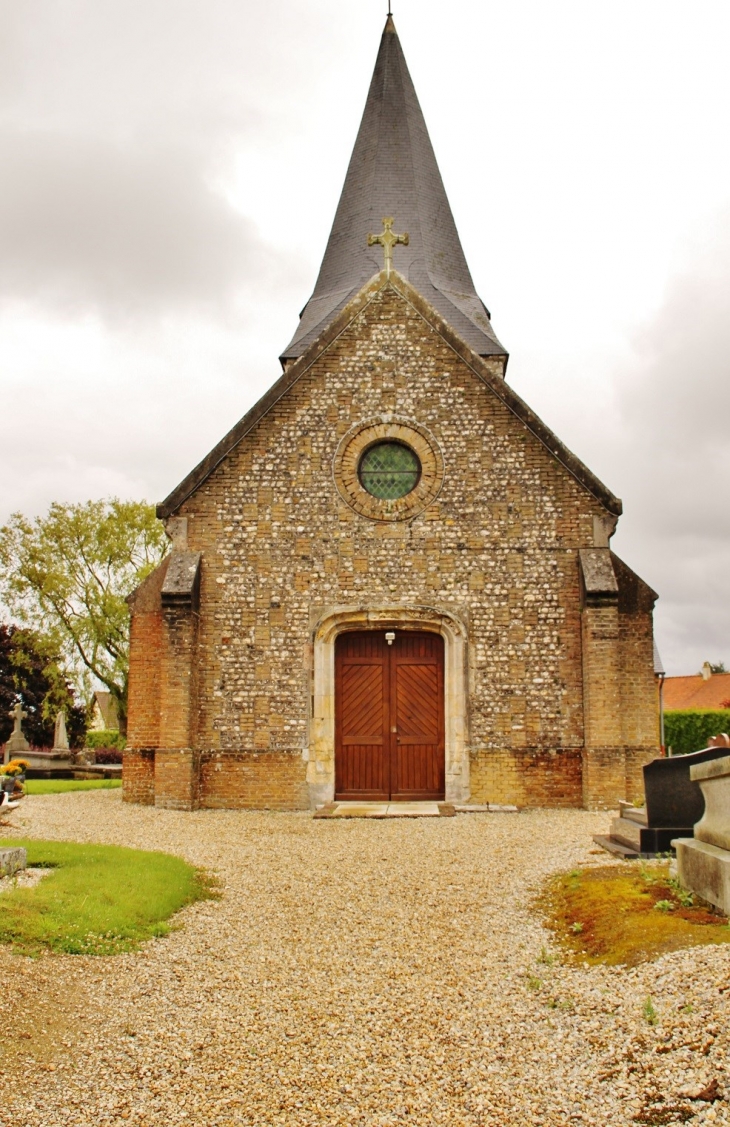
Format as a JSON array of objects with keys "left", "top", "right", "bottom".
[{"left": 1, "top": 791, "right": 728, "bottom": 1127}]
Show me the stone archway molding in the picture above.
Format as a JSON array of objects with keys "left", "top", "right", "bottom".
[
  {"left": 333, "top": 416, "right": 444, "bottom": 522},
  {"left": 308, "top": 605, "right": 469, "bottom": 809}
]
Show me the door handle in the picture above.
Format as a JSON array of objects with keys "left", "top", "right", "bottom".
[{"left": 391, "top": 726, "right": 397, "bottom": 734}]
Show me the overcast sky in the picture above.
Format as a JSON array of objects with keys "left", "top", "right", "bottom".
[{"left": 1, "top": 0, "right": 729, "bottom": 675}]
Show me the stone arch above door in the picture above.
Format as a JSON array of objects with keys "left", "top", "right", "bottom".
[{"left": 308, "top": 605, "right": 469, "bottom": 808}]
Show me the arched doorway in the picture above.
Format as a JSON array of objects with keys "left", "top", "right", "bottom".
[{"left": 334, "top": 630, "right": 445, "bottom": 801}]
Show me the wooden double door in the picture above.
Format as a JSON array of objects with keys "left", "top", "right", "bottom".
[{"left": 335, "top": 630, "right": 445, "bottom": 801}]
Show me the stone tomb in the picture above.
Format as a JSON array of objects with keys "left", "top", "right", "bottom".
[
  {"left": 675, "top": 754, "right": 730, "bottom": 915},
  {"left": 595, "top": 744, "right": 730, "bottom": 857}
]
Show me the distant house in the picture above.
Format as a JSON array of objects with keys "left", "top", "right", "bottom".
[
  {"left": 90, "top": 691, "right": 119, "bottom": 731},
  {"left": 664, "top": 664, "right": 730, "bottom": 711}
]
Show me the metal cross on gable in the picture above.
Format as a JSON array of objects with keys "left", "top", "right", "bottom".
[{"left": 368, "top": 217, "right": 409, "bottom": 277}]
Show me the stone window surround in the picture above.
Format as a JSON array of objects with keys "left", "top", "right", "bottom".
[
  {"left": 307, "top": 605, "right": 469, "bottom": 809},
  {"left": 333, "top": 416, "right": 444, "bottom": 521}
]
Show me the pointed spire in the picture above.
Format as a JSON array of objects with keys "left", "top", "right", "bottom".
[{"left": 282, "top": 16, "right": 506, "bottom": 362}]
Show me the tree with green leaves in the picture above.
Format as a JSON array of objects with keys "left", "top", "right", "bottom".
[
  {"left": 0, "top": 624, "right": 87, "bottom": 747},
  {"left": 0, "top": 500, "right": 168, "bottom": 732}
]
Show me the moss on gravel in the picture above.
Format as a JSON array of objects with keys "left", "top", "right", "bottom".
[{"left": 543, "top": 862, "right": 730, "bottom": 966}]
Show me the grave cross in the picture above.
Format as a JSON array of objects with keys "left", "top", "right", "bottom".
[
  {"left": 9, "top": 702, "right": 27, "bottom": 735},
  {"left": 368, "top": 217, "right": 409, "bottom": 277}
]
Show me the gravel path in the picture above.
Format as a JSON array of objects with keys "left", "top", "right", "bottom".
[{"left": 1, "top": 791, "right": 728, "bottom": 1127}]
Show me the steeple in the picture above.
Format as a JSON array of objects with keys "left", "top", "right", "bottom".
[{"left": 281, "top": 16, "right": 507, "bottom": 363}]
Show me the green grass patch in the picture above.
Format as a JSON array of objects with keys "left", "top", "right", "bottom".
[
  {"left": 23, "top": 779, "right": 122, "bottom": 795},
  {"left": 541, "top": 863, "right": 730, "bottom": 967},
  {"left": 0, "top": 838, "right": 216, "bottom": 956}
]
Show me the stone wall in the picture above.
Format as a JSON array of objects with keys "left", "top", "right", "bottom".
[{"left": 125, "top": 280, "right": 659, "bottom": 810}]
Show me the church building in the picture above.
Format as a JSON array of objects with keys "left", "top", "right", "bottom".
[{"left": 124, "top": 16, "right": 659, "bottom": 812}]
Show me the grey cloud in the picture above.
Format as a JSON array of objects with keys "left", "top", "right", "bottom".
[
  {"left": 0, "top": 127, "right": 284, "bottom": 320},
  {"left": 607, "top": 211, "right": 730, "bottom": 671}
]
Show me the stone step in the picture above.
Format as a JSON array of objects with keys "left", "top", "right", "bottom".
[
  {"left": 619, "top": 801, "right": 648, "bottom": 826},
  {"left": 610, "top": 816, "right": 642, "bottom": 851},
  {"left": 592, "top": 834, "right": 639, "bottom": 859}
]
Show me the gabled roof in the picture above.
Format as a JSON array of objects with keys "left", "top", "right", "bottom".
[
  {"left": 158, "top": 271, "right": 621, "bottom": 519},
  {"left": 664, "top": 673, "right": 730, "bottom": 711},
  {"left": 281, "top": 15, "right": 506, "bottom": 364},
  {"left": 92, "top": 691, "right": 119, "bottom": 730}
]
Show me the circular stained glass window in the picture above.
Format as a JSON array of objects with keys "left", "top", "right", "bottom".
[{"left": 359, "top": 441, "right": 421, "bottom": 500}]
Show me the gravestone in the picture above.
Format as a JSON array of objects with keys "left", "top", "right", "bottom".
[
  {"left": 643, "top": 745, "right": 730, "bottom": 837},
  {"left": 13, "top": 709, "right": 75, "bottom": 777},
  {"left": 596, "top": 744, "right": 730, "bottom": 857},
  {"left": 53, "top": 711, "right": 69, "bottom": 752},
  {"left": 0, "top": 847, "right": 27, "bottom": 877},
  {"left": 3, "top": 702, "right": 30, "bottom": 763}
]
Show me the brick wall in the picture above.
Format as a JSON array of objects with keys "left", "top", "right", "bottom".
[
  {"left": 154, "top": 749, "right": 200, "bottom": 811},
  {"left": 126, "top": 561, "right": 168, "bottom": 749},
  {"left": 470, "top": 748, "right": 583, "bottom": 807},
  {"left": 200, "top": 751, "right": 309, "bottom": 810},
  {"left": 122, "top": 749, "right": 155, "bottom": 805}
]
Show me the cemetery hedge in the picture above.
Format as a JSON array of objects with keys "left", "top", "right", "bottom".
[
  {"left": 664, "top": 709, "right": 730, "bottom": 754},
  {"left": 85, "top": 728, "right": 125, "bottom": 750}
]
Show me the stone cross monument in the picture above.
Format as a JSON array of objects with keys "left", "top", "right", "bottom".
[{"left": 4, "top": 701, "right": 30, "bottom": 764}]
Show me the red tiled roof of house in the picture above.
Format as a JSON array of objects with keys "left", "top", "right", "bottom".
[{"left": 663, "top": 673, "right": 730, "bottom": 711}]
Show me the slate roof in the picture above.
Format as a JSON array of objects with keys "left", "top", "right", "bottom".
[{"left": 281, "top": 15, "right": 507, "bottom": 364}]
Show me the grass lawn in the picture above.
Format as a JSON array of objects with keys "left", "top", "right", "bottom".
[
  {"left": 543, "top": 862, "right": 730, "bottom": 966},
  {"left": 23, "top": 778, "right": 122, "bottom": 795},
  {"left": 0, "top": 838, "right": 216, "bottom": 956}
]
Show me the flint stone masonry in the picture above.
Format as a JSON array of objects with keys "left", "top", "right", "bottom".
[{"left": 124, "top": 277, "right": 660, "bottom": 812}]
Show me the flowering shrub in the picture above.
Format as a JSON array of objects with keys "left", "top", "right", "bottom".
[{"left": 1, "top": 759, "right": 29, "bottom": 776}]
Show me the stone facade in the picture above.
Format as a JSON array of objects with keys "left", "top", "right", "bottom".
[{"left": 124, "top": 273, "right": 660, "bottom": 811}]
